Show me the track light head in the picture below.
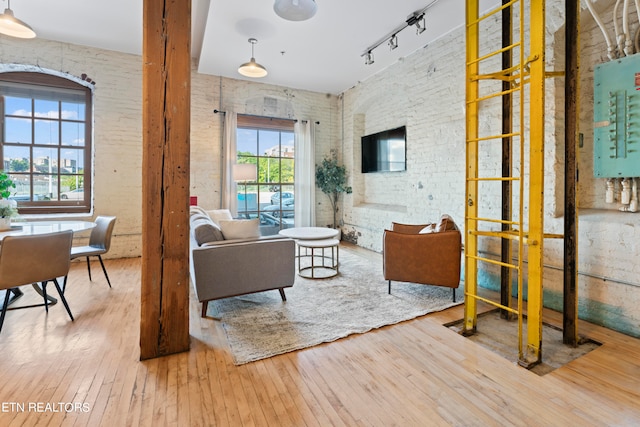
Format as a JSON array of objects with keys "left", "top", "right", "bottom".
[
  {"left": 388, "top": 34, "right": 398, "bottom": 50},
  {"left": 365, "top": 51, "right": 374, "bottom": 65},
  {"left": 415, "top": 16, "right": 426, "bottom": 35}
]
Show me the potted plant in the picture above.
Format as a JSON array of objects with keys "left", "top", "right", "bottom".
[
  {"left": 0, "top": 171, "right": 17, "bottom": 230},
  {"left": 315, "top": 154, "right": 352, "bottom": 230}
]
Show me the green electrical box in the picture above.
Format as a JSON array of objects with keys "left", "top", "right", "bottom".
[{"left": 593, "top": 54, "right": 640, "bottom": 178}]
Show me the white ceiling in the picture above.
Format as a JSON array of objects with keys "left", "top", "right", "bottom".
[{"left": 13, "top": 0, "right": 497, "bottom": 95}]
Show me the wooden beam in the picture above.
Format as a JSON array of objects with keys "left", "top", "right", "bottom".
[
  {"left": 563, "top": 0, "right": 580, "bottom": 346},
  {"left": 140, "top": 0, "right": 191, "bottom": 359}
]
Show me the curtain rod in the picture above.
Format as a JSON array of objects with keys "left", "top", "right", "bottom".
[{"left": 213, "top": 109, "right": 319, "bottom": 124}]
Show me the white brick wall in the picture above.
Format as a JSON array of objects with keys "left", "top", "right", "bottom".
[{"left": 0, "top": 1, "right": 637, "bottom": 337}]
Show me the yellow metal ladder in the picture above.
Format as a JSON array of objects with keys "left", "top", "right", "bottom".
[{"left": 464, "top": 0, "right": 553, "bottom": 367}]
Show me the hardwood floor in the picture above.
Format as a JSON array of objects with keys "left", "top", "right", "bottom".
[{"left": 1, "top": 244, "right": 639, "bottom": 426}]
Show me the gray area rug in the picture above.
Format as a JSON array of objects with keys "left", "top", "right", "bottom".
[{"left": 209, "top": 249, "right": 463, "bottom": 365}]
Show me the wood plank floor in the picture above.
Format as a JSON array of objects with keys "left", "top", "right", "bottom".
[{"left": 1, "top": 243, "right": 639, "bottom": 426}]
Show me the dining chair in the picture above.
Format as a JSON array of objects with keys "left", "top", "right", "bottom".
[
  {"left": 63, "top": 216, "right": 116, "bottom": 292},
  {"left": 0, "top": 230, "right": 75, "bottom": 333}
]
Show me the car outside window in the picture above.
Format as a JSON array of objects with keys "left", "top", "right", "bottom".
[{"left": 0, "top": 72, "right": 92, "bottom": 214}]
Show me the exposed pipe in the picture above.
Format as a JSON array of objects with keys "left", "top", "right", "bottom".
[
  {"left": 614, "top": 0, "right": 625, "bottom": 56},
  {"left": 623, "top": 0, "right": 633, "bottom": 55},
  {"left": 629, "top": 178, "right": 638, "bottom": 212},
  {"left": 584, "top": 0, "right": 617, "bottom": 60}
]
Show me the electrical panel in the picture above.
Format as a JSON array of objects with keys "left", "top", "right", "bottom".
[{"left": 593, "top": 54, "right": 640, "bottom": 177}]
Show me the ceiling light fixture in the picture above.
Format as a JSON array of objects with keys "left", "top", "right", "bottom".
[
  {"left": 388, "top": 34, "right": 398, "bottom": 50},
  {"left": 365, "top": 51, "right": 374, "bottom": 65},
  {"left": 361, "top": 2, "right": 435, "bottom": 66},
  {"left": 274, "top": 0, "right": 317, "bottom": 22},
  {"left": 415, "top": 15, "right": 426, "bottom": 35},
  {"left": 238, "top": 38, "right": 268, "bottom": 78},
  {"left": 0, "top": 0, "right": 35, "bottom": 39}
]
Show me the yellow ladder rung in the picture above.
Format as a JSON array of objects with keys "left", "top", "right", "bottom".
[
  {"left": 467, "top": 131, "right": 522, "bottom": 143},
  {"left": 468, "top": 85, "right": 520, "bottom": 105},
  {"left": 467, "top": 0, "right": 519, "bottom": 27},
  {"left": 467, "top": 41, "right": 523, "bottom": 67},
  {"left": 467, "top": 216, "right": 519, "bottom": 226},
  {"left": 467, "top": 176, "right": 520, "bottom": 182},
  {"left": 466, "top": 254, "right": 520, "bottom": 270},
  {"left": 464, "top": 293, "right": 520, "bottom": 315}
]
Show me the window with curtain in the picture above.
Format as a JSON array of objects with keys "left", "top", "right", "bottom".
[
  {"left": 0, "top": 72, "right": 92, "bottom": 214},
  {"left": 236, "top": 115, "right": 294, "bottom": 235}
]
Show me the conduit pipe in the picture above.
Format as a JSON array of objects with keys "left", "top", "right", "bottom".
[
  {"left": 584, "top": 0, "right": 617, "bottom": 60},
  {"left": 614, "top": 0, "right": 625, "bottom": 56},
  {"left": 623, "top": 0, "right": 634, "bottom": 55}
]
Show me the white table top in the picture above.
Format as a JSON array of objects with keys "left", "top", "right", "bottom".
[
  {"left": 279, "top": 226, "right": 340, "bottom": 240},
  {"left": 0, "top": 220, "right": 96, "bottom": 240}
]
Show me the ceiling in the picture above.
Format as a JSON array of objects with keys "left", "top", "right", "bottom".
[{"left": 13, "top": 0, "right": 497, "bottom": 95}]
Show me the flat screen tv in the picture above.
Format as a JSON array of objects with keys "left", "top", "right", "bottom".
[{"left": 361, "top": 126, "right": 406, "bottom": 173}]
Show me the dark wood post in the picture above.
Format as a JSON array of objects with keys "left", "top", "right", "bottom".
[
  {"left": 140, "top": 0, "right": 191, "bottom": 359},
  {"left": 564, "top": 0, "right": 579, "bottom": 346}
]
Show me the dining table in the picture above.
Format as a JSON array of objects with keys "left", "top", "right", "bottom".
[{"left": 0, "top": 220, "right": 97, "bottom": 308}]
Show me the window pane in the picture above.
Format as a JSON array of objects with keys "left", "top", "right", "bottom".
[
  {"left": 281, "top": 158, "right": 294, "bottom": 183},
  {"left": 5, "top": 96, "right": 31, "bottom": 116},
  {"left": 34, "top": 99, "right": 59, "bottom": 119},
  {"left": 33, "top": 174, "right": 58, "bottom": 201},
  {"left": 62, "top": 101, "right": 85, "bottom": 121},
  {"left": 258, "top": 130, "right": 279, "bottom": 156},
  {"left": 61, "top": 148, "right": 84, "bottom": 172},
  {"left": 5, "top": 117, "right": 31, "bottom": 143},
  {"left": 237, "top": 128, "right": 257, "bottom": 155},
  {"left": 33, "top": 147, "right": 58, "bottom": 173},
  {"left": 34, "top": 120, "right": 59, "bottom": 145},
  {"left": 3, "top": 145, "right": 30, "bottom": 171},
  {"left": 61, "top": 122, "right": 85, "bottom": 146}
]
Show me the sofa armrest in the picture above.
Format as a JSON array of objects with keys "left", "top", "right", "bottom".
[
  {"left": 390, "top": 222, "right": 432, "bottom": 234},
  {"left": 383, "top": 229, "right": 462, "bottom": 288}
]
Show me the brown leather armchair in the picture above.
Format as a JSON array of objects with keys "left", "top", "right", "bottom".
[{"left": 383, "top": 216, "right": 462, "bottom": 302}]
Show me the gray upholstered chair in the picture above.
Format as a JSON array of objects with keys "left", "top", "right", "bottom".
[
  {"left": 64, "top": 216, "right": 116, "bottom": 291},
  {"left": 0, "top": 230, "right": 75, "bottom": 333}
]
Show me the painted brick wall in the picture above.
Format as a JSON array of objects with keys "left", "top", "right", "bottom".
[{"left": 339, "top": 0, "right": 640, "bottom": 337}]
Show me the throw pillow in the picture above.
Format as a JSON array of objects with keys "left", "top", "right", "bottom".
[
  {"left": 190, "top": 206, "right": 208, "bottom": 217},
  {"left": 219, "top": 219, "right": 260, "bottom": 240},
  {"left": 436, "top": 214, "right": 458, "bottom": 232},
  {"left": 207, "top": 209, "right": 233, "bottom": 226},
  {"left": 192, "top": 218, "right": 224, "bottom": 246}
]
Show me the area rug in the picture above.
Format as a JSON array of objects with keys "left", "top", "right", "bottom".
[{"left": 208, "top": 249, "right": 463, "bottom": 365}]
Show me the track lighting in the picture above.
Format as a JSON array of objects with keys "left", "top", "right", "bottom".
[
  {"left": 415, "top": 15, "right": 426, "bottom": 35},
  {"left": 361, "top": 4, "right": 433, "bottom": 66},
  {"left": 365, "top": 51, "right": 374, "bottom": 65},
  {"left": 238, "top": 38, "right": 268, "bottom": 78},
  {"left": 388, "top": 34, "right": 398, "bottom": 50}
]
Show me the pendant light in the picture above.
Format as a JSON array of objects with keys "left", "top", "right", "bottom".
[
  {"left": 0, "top": 0, "right": 35, "bottom": 39},
  {"left": 274, "top": 0, "right": 317, "bottom": 22},
  {"left": 238, "top": 38, "right": 268, "bottom": 78}
]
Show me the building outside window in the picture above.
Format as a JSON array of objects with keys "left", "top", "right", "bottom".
[
  {"left": 236, "top": 115, "right": 294, "bottom": 235},
  {"left": 0, "top": 72, "right": 92, "bottom": 214}
]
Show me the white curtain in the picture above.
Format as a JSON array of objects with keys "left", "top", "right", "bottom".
[
  {"left": 294, "top": 120, "right": 315, "bottom": 227},
  {"left": 221, "top": 111, "right": 238, "bottom": 215}
]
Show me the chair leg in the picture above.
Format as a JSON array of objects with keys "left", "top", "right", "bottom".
[
  {"left": 278, "top": 288, "right": 287, "bottom": 301},
  {"left": 201, "top": 301, "right": 208, "bottom": 318},
  {"left": 86, "top": 256, "right": 92, "bottom": 281},
  {"left": 388, "top": 280, "right": 391, "bottom": 295},
  {"left": 42, "top": 281, "right": 49, "bottom": 313},
  {"left": 53, "top": 278, "right": 74, "bottom": 321},
  {"left": 452, "top": 288, "right": 456, "bottom": 303},
  {"left": 97, "top": 255, "right": 112, "bottom": 288},
  {"left": 0, "top": 290, "right": 11, "bottom": 333},
  {"left": 62, "top": 275, "right": 68, "bottom": 294}
]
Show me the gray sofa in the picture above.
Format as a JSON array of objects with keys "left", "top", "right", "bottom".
[{"left": 189, "top": 207, "right": 295, "bottom": 317}]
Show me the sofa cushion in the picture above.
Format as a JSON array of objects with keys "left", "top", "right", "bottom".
[
  {"left": 190, "top": 206, "right": 209, "bottom": 217},
  {"left": 436, "top": 214, "right": 458, "bottom": 232},
  {"left": 207, "top": 209, "right": 233, "bottom": 226},
  {"left": 219, "top": 219, "right": 260, "bottom": 240},
  {"left": 192, "top": 218, "right": 224, "bottom": 246}
]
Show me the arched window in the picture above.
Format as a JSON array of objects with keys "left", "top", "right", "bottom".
[{"left": 0, "top": 72, "right": 92, "bottom": 214}]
